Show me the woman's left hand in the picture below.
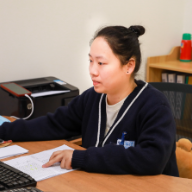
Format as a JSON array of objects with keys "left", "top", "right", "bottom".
[{"left": 42, "top": 150, "right": 73, "bottom": 170}]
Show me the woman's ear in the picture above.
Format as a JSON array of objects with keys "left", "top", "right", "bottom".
[{"left": 125, "top": 57, "right": 136, "bottom": 75}]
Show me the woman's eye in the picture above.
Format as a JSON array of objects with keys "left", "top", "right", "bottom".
[
  {"left": 89, "top": 59, "right": 93, "bottom": 63},
  {"left": 98, "top": 62, "right": 103, "bottom": 65}
]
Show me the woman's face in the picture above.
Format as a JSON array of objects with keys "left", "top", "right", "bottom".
[{"left": 89, "top": 37, "right": 128, "bottom": 95}]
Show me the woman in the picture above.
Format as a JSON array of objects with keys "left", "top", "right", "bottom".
[{"left": 0, "top": 25, "right": 179, "bottom": 176}]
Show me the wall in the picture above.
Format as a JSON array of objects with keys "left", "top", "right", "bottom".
[
  {"left": 0, "top": 0, "right": 185, "bottom": 93},
  {"left": 183, "top": 0, "right": 192, "bottom": 34}
]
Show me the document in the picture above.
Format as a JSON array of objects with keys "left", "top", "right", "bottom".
[
  {"left": 0, "top": 145, "right": 28, "bottom": 159},
  {"left": 31, "top": 90, "right": 70, "bottom": 98},
  {"left": 4, "top": 144, "right": 75, "bottom": 181}
]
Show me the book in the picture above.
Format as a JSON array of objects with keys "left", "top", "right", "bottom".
[
  {"left": 162, "top": 73, "right": 168, "bottom": 82},
  {"left": 168, "top": 73, "right": 176, "bottom": 83},
  {"left": 176, "top": 75, "right": 185, "bottom": 84},
  {"left": 185, "top": 76, "right": 189, "bottom": 84},
  {"left": 188, "top": 76, "right": 192, "bottom": 85}
]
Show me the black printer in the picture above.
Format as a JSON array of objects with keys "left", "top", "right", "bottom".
[{"left": 0, "top": 76, "right": 79, "bottom": 120}]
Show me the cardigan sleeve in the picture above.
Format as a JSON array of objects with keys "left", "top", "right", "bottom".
[
  {"left": 0, "top": 90, "right": 88, "bottom": 141},
  {"left": 72, "top": 103, "right": 177, "bottom": 175}
]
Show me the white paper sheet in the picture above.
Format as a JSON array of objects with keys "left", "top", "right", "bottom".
[
  {"left": 31, "top": 90, "right": 70, "bottom": 98},
  {"left": 4, "top": 144, "right": 75, "bottom": 181},
  {"left": 0, "top": 145, "right": 28, "bottom": 159}
]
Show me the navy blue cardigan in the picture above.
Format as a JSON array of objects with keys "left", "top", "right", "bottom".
[{"left": 0, "top": 80, "right": 179, "bottom": 176}]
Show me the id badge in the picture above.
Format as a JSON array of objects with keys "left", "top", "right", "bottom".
[
  {"left": 117, "top": 139, "right": 135, "bottom": 149},
  {"left": 124, "top": 141, "right": 135, "bottom": 149}
]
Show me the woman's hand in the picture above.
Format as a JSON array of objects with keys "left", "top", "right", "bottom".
[{"left": 42, "top": 150, "right": 73, "bottom": 170}]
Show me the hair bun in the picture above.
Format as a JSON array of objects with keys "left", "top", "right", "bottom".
[{"left": 129, "top": 25, "right": 145, "bottom": 37}]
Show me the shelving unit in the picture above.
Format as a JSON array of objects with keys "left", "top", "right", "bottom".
[
  {"left": 146, "top": 46, "right": 192, "bottom": 82},
  {"left": 147, "top": 47, "right": 192, "bottom": 141}
]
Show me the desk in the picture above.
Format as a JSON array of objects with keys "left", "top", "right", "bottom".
[{"left": 2, "top": 140, "right": 192, "bottom": 192}]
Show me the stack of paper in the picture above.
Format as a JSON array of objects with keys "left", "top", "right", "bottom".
[
  {"left": 0, "top": 145, "right": 28, "bottom": 159},
  {"left": 4, "top": 144, "right": 75, "bottom": 181}
]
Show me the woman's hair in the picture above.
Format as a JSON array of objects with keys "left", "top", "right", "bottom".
[{"left": 91, "top": 25, "right": 145, "bottom": 75}]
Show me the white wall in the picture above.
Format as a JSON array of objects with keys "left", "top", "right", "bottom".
[
  {"left": 0, "top": 0, "right": 186, "bottom": 93},
  {"left": 183, "top": 0, "right": 192, "bottom": 34}
]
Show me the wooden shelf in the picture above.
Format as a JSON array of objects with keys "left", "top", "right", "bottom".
[{"left": 146, "top": 46, "right": 192, "bottom": 82}]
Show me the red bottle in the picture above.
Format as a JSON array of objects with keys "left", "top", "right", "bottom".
[{"left": 180, "top": 33, "right": 191, "bottom": 62}]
